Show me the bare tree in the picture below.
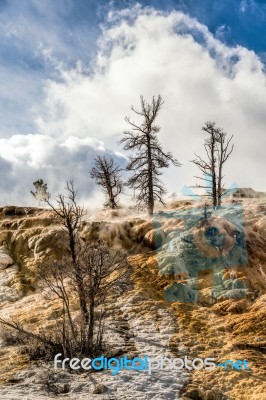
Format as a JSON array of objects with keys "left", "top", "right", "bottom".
[
  {"left": 0, "top": 181, "right": 129, "bottom": 359},
  {"left": 191, "top": 122, "right": 234, "bottom": 208},
  {"left": 0, "top": 243, "right": 128, "bottom": 359},
  {"left": 191, "top": 122, "right": 218, "bottom": 208},
  {"left": 44, "top": 180, "right": 88, "bottom": 324},
  {"left": 76, "top": 243, "right": 128, "bottom": 353},
  {"left": 120, "top": 95, "right": 181, "bottom": 216},
  {"left": 31, "top": 179, "right": 50, "bottom": 206},
  {"left": 90, "top": 155, "right": 123, "bottom": 209},
  {"left": 44, "top": 180, "right": 127, "bottom": 353},
  {"left": 37, "top": 242, "right": 128, "bottom": 356}
]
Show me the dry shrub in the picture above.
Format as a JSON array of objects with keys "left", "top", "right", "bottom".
[
  {"left": 19, "top": 334, "right": 63, "bottom": 361},
  {"left": 0, "top": 326, "right": 23, "bottom": 346}
]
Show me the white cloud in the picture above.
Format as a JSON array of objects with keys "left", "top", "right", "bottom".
[
  {"left": 0, "top": 134, "right": 125, "bottom": 206},
  {"left": 36, "top": 7, "right": 266, "bottom": 191},
  {"left": 1, "top": 6, "right": 266, "bottom": 205}
]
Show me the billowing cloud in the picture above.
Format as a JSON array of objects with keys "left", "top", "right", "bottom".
[
  {"left": 0, "top": 134, "right": 126, "bottom": 206},
  {"left": 1, "top": 6, "right": 265, "bottom": 205},
  {"left": 36, "top": 7, "right": 266, "bottom": 191}
]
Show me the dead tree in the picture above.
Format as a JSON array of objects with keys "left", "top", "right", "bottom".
[
  {"left": 0, "top": 243, "right": 129, "bottom": 358},
  {"left": 191, "top": 122, "right": 234, "bottom": 208},
  {"left": 76, "top": 243, "right": 128, "bottom": 353},
  {"left": 120, "top": 95, "right": 181, "bottom": 216},
  {"left": 44, "top": 181, "right": 88, "bottom": 325},
  {"left": 0, "top": 180, "right": 129, "bottom": 358},
  {"left": 191, "top": 122, "right": 218, "bottom": 208},
  {"left": 43, "top": 182, "right": 129, "bottom": 354},
  {"left": 38, "top": 242, "right": 128, "bottom": 356},
  {"left": 90, "top": 155, "right": 123, "bottom": 209},
  {"left": 31, "top": 179, "right": 50, "bottom": 206}
]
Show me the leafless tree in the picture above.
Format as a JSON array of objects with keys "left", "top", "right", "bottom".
[
  {"left": 37, "top": 242, "right": 127, "bottom": 356},
  {"left": 120, "top": 95, "right": 181, "bottom": 216},
  {"left": 44, "top": 181, "right": 128, "bottom": 354},
  {"left": 31, "top": 179, "right": 50, "bottom": 206},
  {"left": 191, "top": 122, "right": 218, "bottom": 208},
  {"left": 0, "top": 181, "right": 129, "bottom": 359},
  {"left": 76, "top": 243, "right": 128, "bottom": 353},
  {"left": 0, "top": 243, "right": 128, "bottom": 358},
  {"left": 191, "top": 122, "right": 234, "bottom": 208},
  {"left": 90, "top": 155, "right": 123, "bottom": 209},
  {"left": 44, "top": 180, "right": 88, "bottom": 324}
]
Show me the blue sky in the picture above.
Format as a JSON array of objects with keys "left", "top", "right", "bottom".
[{"left": 0, "top": 0, "right": 265, "bottom": 204}]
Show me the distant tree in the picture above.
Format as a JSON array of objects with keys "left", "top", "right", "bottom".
[
  {"left": 191, "top": 122, "right": 234, "bottom": 208},
  {"left": 31, "top": 179, "right": 50, "bottom": 205},
  {"left": 120, "top": 95, "right": 181, "bottom": 216},
  {"left": 90, "top": 155, "right": 123, "bottom": 209}
]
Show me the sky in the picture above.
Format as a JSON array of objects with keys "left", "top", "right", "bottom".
[{"left": 0, "top": 0, "right": 265, "bottom": 206}]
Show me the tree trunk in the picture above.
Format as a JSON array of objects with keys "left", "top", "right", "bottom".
[
  {"left": 211, "top": 135, "right": 217, "bottom": 209},
  {"left": 217, "top": 138, "right": 224, "bottom": 208},
  {"left": 67, "top": 221, "right": 89, "bottom": 325},
  {"left": 217, "top": 162, "right": 222, "bottom": 207},
  {"left": 212, "top": 169, "right": 217, "bottom": 209},
  {"left": 87, "top": 293, "right": 95, "bottom": 352},
  {"left": 109, "top": 189, "right": 116, "bottom": 209},
  {"left": 147, "top": 134, "right": 154, "bottom": 216}
]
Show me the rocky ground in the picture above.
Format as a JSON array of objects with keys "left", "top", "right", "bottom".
[{"left": 0, "top": 198, "right": 265, "bottom": 399}]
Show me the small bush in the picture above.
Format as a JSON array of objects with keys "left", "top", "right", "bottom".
[
  {"left": 0, "top": 327, "right": 23, "bottom": 346},
  {"left": 20, "top": 339, "right": 59, "bottom": 361}
]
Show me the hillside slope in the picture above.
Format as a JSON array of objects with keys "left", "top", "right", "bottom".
[{"left": 0, "top": 199, "right": 265, "bottom": 399}]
